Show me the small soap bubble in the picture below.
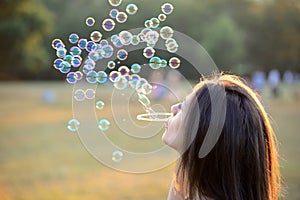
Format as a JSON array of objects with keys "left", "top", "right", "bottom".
[
  {"left": 131, "top": 63, "right": 141, "bottom": 74},
  {"left": 114, "top": 76, "right": 128, "bottom": 90},
  {"left": 90, "top": 31, "right": 102, "bottom": 42},
  {"left": 86, "top": 17, "right": 95, "bottom": 26},
  {"left": 97, "top": 71, "right": 108, "bottom": 83},
  {"left": 146, "top": 30, "right": 159, "bottom": 45},
  {"left": 101, "top": 45, "right": 114, "bottom": 58},
  {"left": 52, "top": 38, "right": 63, "bottom": 49},
  {"left": 119, "top": 30, "right": 132, "bottom": 45},
  {"left": 83, "top": 58, "right": 96, "bottom": 70},
  {"left": 160, "top": 26, "right": 174, "bottom": 40},
  {"left": 109, "top": 9, "right": 119, "bottom": 18},
  {"left": 70, "top": 46, "right": 82, "bottom": 56},
  {"left": 126, "top": 3, "right": 138, "bottom": 15},
  {"left": 59, "top": 61, "right": 71, "bottom": 73},
  {"left": 107, "top": 61, "right": 116, "bottom": 69},
  {"left": 149, "top": 56, "right": 161, "bottom": 70},
  {"left": 96, "top": 100, "right": 105, "bottom": 110},
  {"left": 100, "top": 39, "right": 109, "bottom": 46},
  {"left": 166, "top": 41, "right": 178, "bottom": 53},
  {"left": 86, "top": 41, "right": 96, "bottom": 52},
  {"left": 113, "top": 38, "right": 123, "bottom": 48},
  {"left": 86, "top": 70, "right": 98, "bottom": 84},
  {"left": 64, "top": 55, "right": 73, "bottom": 64},
  {"left": 129, "top": 74, "right": 141, "bottom": 89},
  {"left": 108, "top": 0, "right": 122, "bottom": 7},
  {"left": 75, "top": 71, "right": 83, "bottom": 80},
  {"left": 88, "top": 51, "right": 102, "bottom": 62},
  {"left": 85, "top": 89, "right": 96, "bottom": 99},
  {"left": 158, "top": 13, "right": 167, "bottom": 21},
  {"left": 160, "top": 59, "right": 168, "bottom": 68},
  {"left": 74, "top": 89, "right": 85, "bottom": 101},
  {"left": 112, "top": 150, "right": 123, "bottom": 162},
  {"left": 141, "top": 83, "right": 153, "bottom": 95},
  {"left": 117, "top": 49, "right": 128, "bottom": 61},
  {"left": 53, "top": 59, "right": 63, "bottom": 69},
  {"left": 78, "top": 38, "right": 87, "bottom": 49},
  {"left": 66, "top": 72, "right": 77, "bottom": 84},
  {"left": 118, "top": 66, "right": 130, "bottom": 76},
  {"left": 144, "top": 20, "right": 153, "bottom": 28},
  {"left": 69, "top": 33, "right": 79, "bottom": 44},
  {"left": 150, "top": 18, "right": 160, "bottom": 28},
  {"left": 169, "top": 57, "right": 181, "bottom": 69},
  {"left": 56, "top": 47, "right": 67, "bottom": 58},
  {"left": 136, "top": 78, "right": 148, "bottom": 92},
  {"left": 161, "top": 3, "right": 174, "bottom": 15},
  {"left": 116, "top": 12, "right": 128, "bottom": 23},
  {"left": 131, "top": 35, "right": 140, "bottom": 45},
  {"left": 102, "top": 18, "right": 115, "bottom": 32},
  {"left": 109, "top": 71, "right": 121, "bottom": 82},
  {"left": 98, "top": 119, "right": 110, "bottom": 131},
  {"left": 67, "top": 119, "right": 80, "bottom": 132},
  {"left": 143, "top": 47, "right": 155, "bottom": 59}
]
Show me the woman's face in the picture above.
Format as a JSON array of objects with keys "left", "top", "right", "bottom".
[{"left": 162, "top": 92, "right": 195, "bottom": 151}]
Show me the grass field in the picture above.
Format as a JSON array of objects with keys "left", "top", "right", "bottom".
[{"left": 0, "top": 82, "right": 299, "bottom": 199}]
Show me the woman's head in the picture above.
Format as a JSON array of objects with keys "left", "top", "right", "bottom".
[{"left": 163, "top": 73, "right": 280, "bottom": 200}]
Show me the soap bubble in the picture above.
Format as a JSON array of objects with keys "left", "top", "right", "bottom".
[
  {"left": 70, "top": 46, "right": 82, "bottom": 56},
  {"left": 102, "top": 18, "right": 115, "bottom": 32},
  {"left": 88, "top": 51, "right": 102, "bottom": 62},
  {"left": 112, "top": 150, "right": 123, "bottom": 162},
  {"left": 131, "top": 35, "right": 140, "bottom": 46},
  {"left": 158, "top": 14, "right": 167, "bottom": 22},
  {"left": 136, "top": 78, "right": 147, "bottom": 91},
  {"left": 108, "top": 0, "right": 122, "bottom": 7},
  {"left": 78, "top": 38, "right": 87, "bottom": 49},
  {"left": 113, "top": 38, "right": 123, "bottom": 48},
  {"left": 90, "top": 31, "right": 102, "bottom": 42},
  {"left": 109, "top": 9, "right": 119, "bottom": 18},
  {"left": 117, "top": 49, "right": 128, "bottom": 60},
  {"left": 131, "top": 63, "right": 141, "bottom": 74},
  {"left": 96, "top": 100, "right": 105, "bottom": 110},
  {"left": 86, "top": 41, "right": 96, "bottom": 52},
  {"left": 143, "top": 47, "right": 155, "bottom": 58},
  {"left": 119, "top": 30, "right": 133, "bottom": 45},
  {"left": 107, "top": 61, "right": 116, "bottom": 69},
  {"left": 116, "top": 12, "right": 128, "bottom": 23},
  {"left": 109, "top": 71, "right": 121, "bottom": 82},
  {"left": 67, "top": 119, "right": 80, "bottom": 132},
  {"left": 64, "top": 55, "right": 73, "bottom": 64},
  {"left": 118, "top": 66, "right": 130, "bottom": 76},
  {"left": 129, "top": 74, "right": 140, "bottom": 89},
  {"left": 97, "top": 71, "right": 108, "bottom": 84},
  {"left": 59, "top": 61, "right": 71, "bottom": 73},
  {"left": 169, "top": 57, "right": 181, "bottom": 69},
  {"left": 160, "top": 26, "right": 174, "bottom": 40},
  {"left": 160, "top": 59, "right": 168, "bottom": 68},
  {"left": 52, "top": 38, "right": 63, "bottom": 49},
  {"left": 74, "top": 71, "right": 83, "bottom": 81},
  {"left": 126, "top": 3, "right": 138, "bottom": 15},
  {"left": 83, "top": 58, "right": 96, "bottom": 70},
  {"left": 66, "top": 72, "right": 77, "bottom": 84},
  {"left": 86, "top": 17, "right": 95, "bottom": 26},
  {"left": 71, "top": 56, "right": 82, "bottom": 68},
  {"left": 141, "top": 83, "right": 153, "bottom": 95},
  {"left": 69, "top": 33, "right": 79, "bottom": 44},
  {"left": 98, "top": 119, "right": 110, "bottom": 131},
  {"left": 149, "top": 56, "right": 161, "bottom": 70},
  {"left": 53, "top": 59, "right": 63, "bottom": 69},
  {"left": 86, "top": 70, "right": 98, "bottom": 84},
  {"left": 161, "top": 3, "right": 174, "bottom": 15},
  {"left": 150, "top": 18, "right": 160, "bottom": 28},
  {"left": 166, "top": 41, "right": 178, "bottom": 53},
  {"left": 114, "top": 76, "right": 128, "bottom": 90},
  {"left": 100, "top": 39, "right": 109, "bottom": 47},
  {"left": 56, "top": 47, "right": 67, "bottom": 58},
  {"left": 85, "top": 89, "right": 96, "bottom": 99},
  {"left": 101, "top": 45, "right": 114, "bottom": 58},
  {"left": 74, "top": 89, "right": 85, "bottom": 101}
]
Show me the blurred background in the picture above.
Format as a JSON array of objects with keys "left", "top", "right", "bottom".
[{"left": 0, "top": 0, "right": 299, "bottom": 199}]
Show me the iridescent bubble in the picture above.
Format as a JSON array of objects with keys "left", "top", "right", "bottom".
[
  {"left": 96, "top": 100, "right": 105, "bottom": 110},
  {"left": 146, "top": 30, "right": 159, "bottom": 46},
  {"left": 90, "top": 31, "right": 102, "bottom": 42},
  {"left": 112, "top": 150, "right": 123, "bottom": 162},
  {"left": 129, "top": 74, "right": 141, "bottom": 89},
  {"left": 85, "top": 89, "right": 96, "bottom": 100},
  {"left": 74, "top": 89, "right": 85, "bottom": 101},
  {"left": 56, "top": 47, "right": 67, "bottom": 58},
  {"left": 109, "top": 9, "right": 119, "bottom": 18},
  {"left": 59, "top": 61, "right": 71, "bottom": 73},
  {"left": 69, "top": 33, "right": 79, "bottom": 44},
  {"left": 108, "top": 0, "right": 122, "bottom": 7},
  {"left": 86, "top": 17, "right": 95, "bottom": 26},
  {"left": 83, "top": 58, "right": 96, "bottom": 70},
  {"left": 109, "top": 71, "right": 121, "bottom": 82},
  {"left": 143, "top": 47, "right": 155, "bottom": 59},
  {"left": 158, "top": 13, "right": 167, "bottom": 22},
  {"left": 89, "top": 51, "right": 102, "bottom": 62},
  {"left": 86, "top": 41, "right": 96, "bottom": 52},
  {"left": 107, "top": 61, "right": 116, "bottom": 69},
  {"left": 161, "top": 3, "right": 174, "bottom": 15},
  {"left": 126, "top": 3, "right": 138, "bottom": 15},
  {"left": 131, "top": 35, "right": 140, "bottom": 46},
  {"left": 53, "top": 59, "right": 63, "bottom": 69},
  {"left": 113, "top": 39, "right": 123, "bottom": 48},
  {"left": 160, "top": 26, "right": 174, "bottom": 40},
  {"left": 117, "top": 49, "right": 128, "bottom": 61},
  {"left": 101, "top": 45, "right": 114, "bottom": 58},
  {"left": 150, "top": 18, "right": 160, "bottom": 28},
  {"left": 149, "top": 56, "right": 161, "bottom": 70},
  {"left": 144, "top": 20, "right": 153, "bottom": 28},
  {"left": 160, "top": 59, "right": 168, "bottom": 68},
  {"left": 169, "top": 57, "right": 181, "bottom": 69},
  {"left": 66, "top": 72, "right": 77, "bottom": 84},
  {"left": 111, "top": 34, "right": 118, "bottom": 43},
  {"left": 64, "top": 55, "right": 73, "bottom": 64},
  {"left": 138, "top": 33, "right": 146, "bottom": 42},
  {"left": 98, "top": 119, "right": 110, "bottom": 131},
  {"left": 86, "top": 70, "right": 98, "bottom": 84},
  {"left": 70, "top": 46, "right": 82, "bottom": 56},
  {"left": 166, "top": 41, "right": 178, "bottom": 53},
  {"left": 116, "top": 12, "right": 128, "bottom": 23},
  {"left": 114, "top": 76, "right": 128, "bottom": 90},
  {"left": 119, "top": 31, "right": 132, "bottom": 45},
  {"left": 78, "top": 38, "right": 87, "bottom": 49},
  {"left": 138, "top": 93, "right": 151, "bottom": 107},
  {"left": 118, "top": 66, "right": 130, "bottom": 76},
  {"left": 67, "top": 119, "right": 80, "bottom": 132},
  {"left": 100, "top": 39, "right": 109, "bottom": 47},
  {"left": 52, "top": 38, "right": 63, "bottom": 49},
  {"left": 131, "top": 63, "right": 141, "bottom": 74},
  {"left": 75, "top": 71, "right": 83, "bottom": 80},
  {"left": 102, "top": 18, "right": 115, "bottom": 32},
  {"left": 141, "top": 83, "right": 153, "bottom": 95},
  {"left": 136, "top": 78, "right": 148, "bottom": 91},
  {"left": 97, "top": 71, "right": 108, "bottom": 84}
]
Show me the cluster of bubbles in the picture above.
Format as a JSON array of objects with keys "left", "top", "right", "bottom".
[{"left": 52, "top": 1, "right": 180, "bottom": 162}]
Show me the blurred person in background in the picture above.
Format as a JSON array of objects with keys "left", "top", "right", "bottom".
[{"left": 268, "top": 69, "right": 280, "bottom": 98}]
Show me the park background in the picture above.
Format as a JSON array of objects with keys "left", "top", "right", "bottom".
[{"left": 0, "top": 0, "right": 300, "bottom": 199}]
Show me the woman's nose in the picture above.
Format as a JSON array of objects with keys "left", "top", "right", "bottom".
[{"left": 171, "top": 103, "right": 181, "bottom": 116}]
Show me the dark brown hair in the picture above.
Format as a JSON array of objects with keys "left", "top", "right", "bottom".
[{"left": 175, "top": 74, "right": 280, "bottom": 200}]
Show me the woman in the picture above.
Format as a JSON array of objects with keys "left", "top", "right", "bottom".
[{"left": 162, "top": 73, "right": 281, "bottom": 200}]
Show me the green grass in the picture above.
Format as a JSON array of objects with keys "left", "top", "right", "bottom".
[{"left": 0, "top": 82, "right": 299, "bottom": 199}]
